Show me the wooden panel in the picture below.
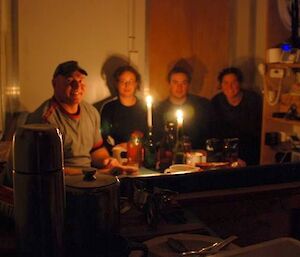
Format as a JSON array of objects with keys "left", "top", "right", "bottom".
[
  {"left": 180, "top": 183, "right": 300, "bottom": 245},
  {"left": 148, "top": 0, "right": 230, "bottom": 101}
]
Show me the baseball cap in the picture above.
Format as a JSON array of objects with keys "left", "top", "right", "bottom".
[{"left": 53, "top": 60, "right": 88, "bottom": 78}]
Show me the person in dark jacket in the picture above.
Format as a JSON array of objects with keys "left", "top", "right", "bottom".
[
  {"left": 154, "top": 66, "right": 215, "bottom": 150},
  {"left": 100, "top": 65, "right": 147, "bottom": 153},
  {"left": 211, "top": 67, "right": 262, "bottom": 165}
]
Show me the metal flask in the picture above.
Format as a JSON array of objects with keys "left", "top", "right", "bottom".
[{"left": 13, "top": 124, "right": 65, "bottom": 257}]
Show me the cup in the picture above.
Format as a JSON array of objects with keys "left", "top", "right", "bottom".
[
  {"left": 186, "top": 151, "right": 206, "bottom": 166},
  {"left": 223, "top": 138, "right": 239, "bottom": 163},
  {"left": 206, "top": 138, "right": 223, "bottom": 162},
  {"left": 112, "top": 146, "right": 128, "bottom": 164}
]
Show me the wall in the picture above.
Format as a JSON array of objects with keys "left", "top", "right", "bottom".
[
  {"left": 148, "top": 0, "right": 267, "bottom": 101},
  {"left": 148, "top": 0, "right": 230, "bottom": 101},
  {"left": 18, "top": 0, "right": 146, "bottom": 112},
  {"left": 0, "top": 0, "right": 19, "bottom": 134},
  {"left": 12, "top": 0, "right": 270, "bottom": 111},
  {"left": 232, "top": 0, "right": 267, "bottom": 93}
]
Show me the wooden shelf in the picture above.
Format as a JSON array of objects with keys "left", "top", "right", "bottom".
[
  {"left": 261, "top": 61, "right": 300, "bottom": 164},
  {"left": 266, "top": 63, "right": 300, "bottom": 69},
  {"left": 266, "top": 116, "right": 300, "bottom": 126}
]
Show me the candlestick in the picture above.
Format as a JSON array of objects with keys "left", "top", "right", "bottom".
[
  {"left": 173, "top": 109, "right": 185, "bottom": 164},
  {"left": 176, "top": 109, "right": 183, "bottom": 127},
  {"left": 146, "top": 95, "right": 153, "bottom": 128}
]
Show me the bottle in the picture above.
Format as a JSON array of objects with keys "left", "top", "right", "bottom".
[
  {"left": 173, "top": 121, "right": 186, "bottom": 164},
  {"left": 157, "top": 122, "right": 176, "bottom": 171},
  {"left": 143, "top": 127, "right": 156, "bottom": 169},
  {"left": 127, "top": 131, "right": 143, "bottom": 167}
]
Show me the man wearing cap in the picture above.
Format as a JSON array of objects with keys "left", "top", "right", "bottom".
[{"left": 26, "top": 60, "right": 120, "bottom": 173}]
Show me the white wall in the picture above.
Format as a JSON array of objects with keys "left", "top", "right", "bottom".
[
  {"left": 17, "top": 0, "right": 267, "bottom": 112},
  {"left": 229, "top": 0, "right": 267, "bottom": 92},
  {"left": 18, "top": 0, "right": 146, "bottom": 112}
]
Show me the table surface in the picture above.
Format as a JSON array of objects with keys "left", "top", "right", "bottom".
[
  {"left": 118, "top": 164, "right": 233, "bottom": 178},
  {"left": 64, "top": 165, "right": 206, "bottom": 178},
  {"left": 3, "top": 163, "right": 300, "bottom": 255}
]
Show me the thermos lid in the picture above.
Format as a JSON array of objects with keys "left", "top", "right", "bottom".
[
  {"left": 65, "top": 168, "right": 119, "bottom": 190},
  {"left": 13, "top": 124, "right": 63, "bottom": 173}
]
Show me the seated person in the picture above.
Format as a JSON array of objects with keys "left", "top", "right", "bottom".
[
  {"left": 100, "top": 65, "right": 147, "bottom": 152},
  {"left": 211, "top": 67, "right": 262, "bottom": 166},
  {"left": 154, "top": 65, "right": 215, "bottom": 150},
  {"left": 26, "top": 60, "right": 123, "bottom": 175}
]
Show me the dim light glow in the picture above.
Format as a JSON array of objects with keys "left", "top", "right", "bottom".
[
  {"left": 146, "top": 95, "right": 152, "bottom": 107},
  {"left": 176, "top": 109, "right": 184, "bottom": 127},
  {"left": 5, "top": 86, "right": 20, "bottom": 96}
]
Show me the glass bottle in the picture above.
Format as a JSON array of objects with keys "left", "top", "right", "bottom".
[
  {"left": 127, "top": 131, "right": 143, "bottom": 167},
  {"left": 173, "top": 122, "right": 186, "bottom": 164},
  {"left": 157, "top": 122, "right": 176, "bottom": 171},
  {"left": 143, "top": 127, "right": 156, "bottom": 169}
]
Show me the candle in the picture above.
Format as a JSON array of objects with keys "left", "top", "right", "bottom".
[
  {"left": 176, "top": 109, "right": 184, "bottom": 127},
  {"left": 146, "top": 95, "right": 153, "bottom": 128}
]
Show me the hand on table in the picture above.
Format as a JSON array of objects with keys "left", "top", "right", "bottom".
[
  {"left": 103, "top": 157, "right": 120, "bottom": 169},
  {"left": 114, "top": 142, "right": 128, "bottom": 150},
  {"left": 230, "top": 158, "right": 247, "bottom": 168},
  {"left": 102, "top": 157, "right": 139, "bottom": 176}
]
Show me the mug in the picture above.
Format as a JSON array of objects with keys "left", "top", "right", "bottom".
[
  {"left": 112, "top": 146, "right": 128, "bottom": 164},
  {"left": 186, "top": 151, "right": 206, "bottom": 166},
  {"left": 206, "top": 138, "right": 223, "bottom": 162},
  {"left": 223, "top": 138, "right": 239, "bottom": 163}
]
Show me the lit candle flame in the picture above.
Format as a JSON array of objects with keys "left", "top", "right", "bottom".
[
  {"left": 146, "top": 95, "right": 152, "bottom": 108},
  {"left": 176, "top": 109, "right": 183, "bottom": 127}
]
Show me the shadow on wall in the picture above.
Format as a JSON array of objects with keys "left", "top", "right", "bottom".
[
  {"left": 94, "top": 54, "right": 129, "bottom": 112},
  {"left": 231, "top": 57, "right": 264, "bottom": 93},
  {"left": 167, "top": 57, "right": 207, "bottom": 94}
]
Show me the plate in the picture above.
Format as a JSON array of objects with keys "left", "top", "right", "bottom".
[
  {"left": 131, "top": 233, "right": 239, "bottom": 257},
  {"left": 196, "top": 162, "right": 229, "bottom": 170},
  {"left": 164, "top": 164, "right": 201, "bottom": 174}
]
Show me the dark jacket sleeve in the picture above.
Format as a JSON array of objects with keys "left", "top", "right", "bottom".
[{"left": 99, "top": 102, "right": 114, "bottom": 152}]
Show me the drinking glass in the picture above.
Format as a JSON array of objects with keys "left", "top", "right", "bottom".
[
  {"left": 205, "top": 138, "right": 223, "bottom": 162},
  {"left": 223, "top": 138, "right": 239, "bottom": 163}
]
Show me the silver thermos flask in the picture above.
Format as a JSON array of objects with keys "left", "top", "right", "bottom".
[{"left": 13, "top": 124, "right": 65, "bottom": 257}]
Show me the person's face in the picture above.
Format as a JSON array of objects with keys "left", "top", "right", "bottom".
[
  {"left": 169, "top": 72, "right": 189, "bottom": 100},
  {"left": 221, "top": 73, "right": 241, "bottom": 99},
  {"left": 52, "top": 70, "right": 86, "bottom": 105},
  {"left": 117, "top": 71, "right": 138, "bottom": 98}
]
